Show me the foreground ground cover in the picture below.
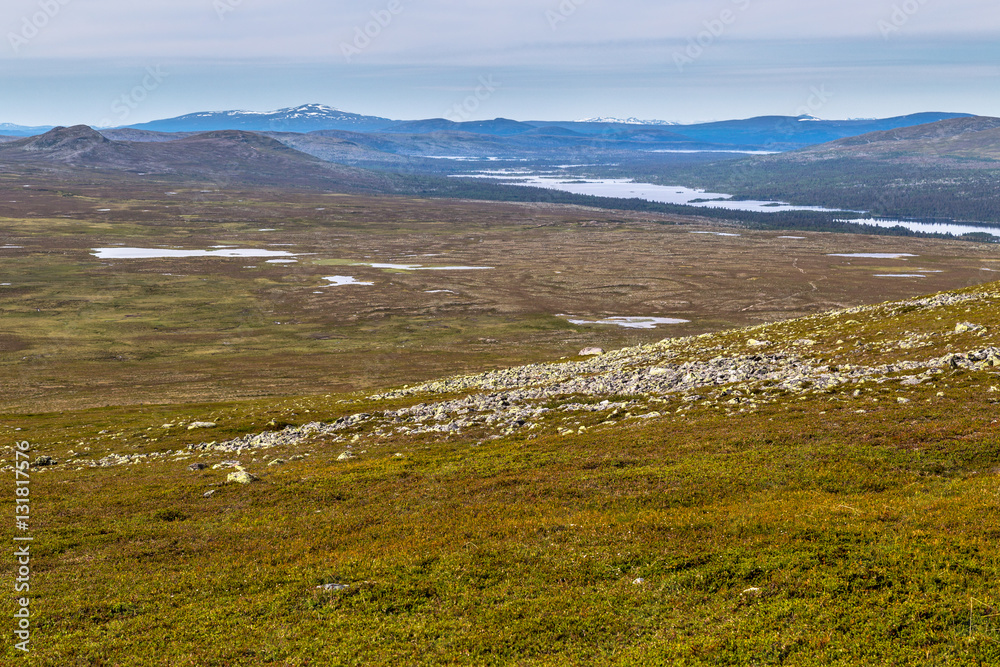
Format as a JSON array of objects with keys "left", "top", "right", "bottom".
[{"left": 3, "top": 279, "right": 1000, "bottom": 665}]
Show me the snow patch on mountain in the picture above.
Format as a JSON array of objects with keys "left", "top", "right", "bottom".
[{"left": 575, "top": 117, "right": 680, "bottom": 126}]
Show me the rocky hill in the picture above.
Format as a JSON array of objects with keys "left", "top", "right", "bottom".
[{"left": 0, "top": 125, "right": 399, "bottom": 191}]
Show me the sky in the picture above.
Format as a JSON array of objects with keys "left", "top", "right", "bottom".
[{"left": 1, "top": 0, "right": 999, "bottom": 126}]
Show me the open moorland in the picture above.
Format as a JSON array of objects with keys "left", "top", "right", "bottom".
[
  {"left": 2, "top": 257, "right": 1000, "bottom": 664},
  {"left": 1, "top": 180, "right": 999, "bottom": 413},
  {"left": 2, "top": 170, "right": 1000, "bottom": 664}
]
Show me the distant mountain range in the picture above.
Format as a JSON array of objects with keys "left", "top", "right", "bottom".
[
  {"left": 5, "top": 114, "right": 1000, "bottom": 223},
  {"left": 125, "top": 104, "right": 395, "bottom": 134},
  {"left": 0, "top": 104, "right": 975, "bottom": 153},
  {"left": 0, "top": 122, "right": 55, "bottom": 137}
]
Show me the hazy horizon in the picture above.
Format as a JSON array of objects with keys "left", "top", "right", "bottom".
[{"left": 2, "top": 1, "right": 999, "bottom": 126}]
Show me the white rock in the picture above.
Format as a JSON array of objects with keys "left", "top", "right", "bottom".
[
  {"left": 579, "top": 347, "right": 605, "bottom": 356},
  {"left": 317, "top": 583, "right": 349, "bottom": 591},
  {"left": 188, "top": 421, "right": 217, "bottom": 430}
]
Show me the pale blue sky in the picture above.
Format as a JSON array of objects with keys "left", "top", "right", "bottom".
[{"left": 2, "top": 0, "right": 999, "bottom": 125}]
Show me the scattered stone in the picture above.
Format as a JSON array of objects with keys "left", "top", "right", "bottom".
[
  {"left": 188, "top": 422, "right": 217, "bottom": 430},
  {"left": 203, "top": 489, "right": 217, "bottom": 498},
  {"left": 227, "top": 470, "right": 259, "bottom": 484},
  {"left": 955, "top": 322, "right": 982, "bottom": 334},
  {"left": 337, "top": 451, "right": 356, "bottom": 461},
  {"left": 742, "top": 587, "right": 762, "bottom": 596},
  {"left": 633, "top": 578, "right": 646, "bottom": 585},
  {"left": 747, "top": 339, "right": 770, "bottom": 348},
  {"left": 317, "top": 583, "right": 349, "bottom": 591},
  {"left": 188, "top": 463, "right": 208, "bottom": 471},
  {"left": 579, "top": 347, "right": 605, "bottom": 357},
  {"left": 897, "top": 398, "right": 911, "bottom": 404},
  {"left": 211, "top": 460, "right": 241, "bottom": 470},
  {"left": 33, "top": 455, "right": 54, "bottom": 467},
  {"left": 267, "top": 459, "right": 286, "bottom": 466}
]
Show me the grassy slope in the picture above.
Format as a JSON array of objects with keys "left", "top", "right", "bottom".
[{"left": 4, "top": 282, "right": 1000, "bottom": 664}]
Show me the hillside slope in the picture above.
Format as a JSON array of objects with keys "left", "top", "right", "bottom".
[
  {"left": 0, "top": 125, "right": 399, "bottom": 191},
  {"left": 667, "top": 116, "right": 1000, "bottom": 222},
  {"left": 7, "top": 282, "right": 1000, "bottom": 664}
]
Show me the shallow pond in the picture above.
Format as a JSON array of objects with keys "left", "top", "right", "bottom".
[
  {"left": 91, "top": 247, "right": 297, "bottom": 259},
  {"left": 562, "top": 315, "right": 690, "bottom": 329},
  {"left": 323, "top": 276, "right": 374, "bottom": 287}
]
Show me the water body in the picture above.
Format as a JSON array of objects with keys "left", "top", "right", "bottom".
[
  {"left": 690, "top": 231, "right": 741, "bottom": 237},
  {"left": 874, "top": 274, "right": 927, "bottom": 278},
  {"left": 92, "top": 247, "right": 297, "bottom": 259},
  {"left": 323, "top": 276, "right": 374, "bottom": 287},
  {"left": 461, "top": 174, "right": 845, "bottom": 214},
  {"left": 828, "top": 253, "right": 918, "bottom": 259},
  {"left": 649, "top": 149, "right": 780, "bottom": 155},
  {"left": 354, "top": 262, "right": 494, "bottom": 271},
  {"left": 564, "top": 316, "right": 691, "bottom": 330},
  {"left": 838, "top": 218, "right": 1000, "bottom": 238}
]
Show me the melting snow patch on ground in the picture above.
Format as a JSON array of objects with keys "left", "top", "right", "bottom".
[
  {"left": 91, "top": 248, "right": 297, "bottom": 259},
  {"left": 829, "top": 253, "right": 918, "bottom": 259},
  {"left": 564, "top": 316, "right": 691, "bottom": 330},
  {"left": 323, "top": 276, "right": 374, "bottom": 286}
]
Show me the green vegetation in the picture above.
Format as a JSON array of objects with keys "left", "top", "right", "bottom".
[
  {"left": 5, "top": 281, "right": 1000, "bottom": 664},
  {"left": 6, "top": 185, "right": 995, "bottom": 412},
  {"left": 3, "top": 185, "right": 1000, "bottom": 664}
]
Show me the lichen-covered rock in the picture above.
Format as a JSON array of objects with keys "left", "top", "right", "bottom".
[{"left": 227, "top": 470, "right": 258, "bottom": 484}]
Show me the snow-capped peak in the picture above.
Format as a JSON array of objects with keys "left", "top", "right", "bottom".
[{"left": 576, "top": 116, "right": 679, "bottom": 126}]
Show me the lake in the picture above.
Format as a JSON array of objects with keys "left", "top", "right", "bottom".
[
  {"left": 837, "top": 218, "right": 1000, "bottom": 239},
  {"left": 461, "top": 174, "right": 846, "bottom": 214}
]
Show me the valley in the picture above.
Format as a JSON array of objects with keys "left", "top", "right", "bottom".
[
  {"left": 2, "top": 183, "right": 998, "bottom": 413},
  {"left": 3, "top": 106, "right": 1000, "bottom": 665}
]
